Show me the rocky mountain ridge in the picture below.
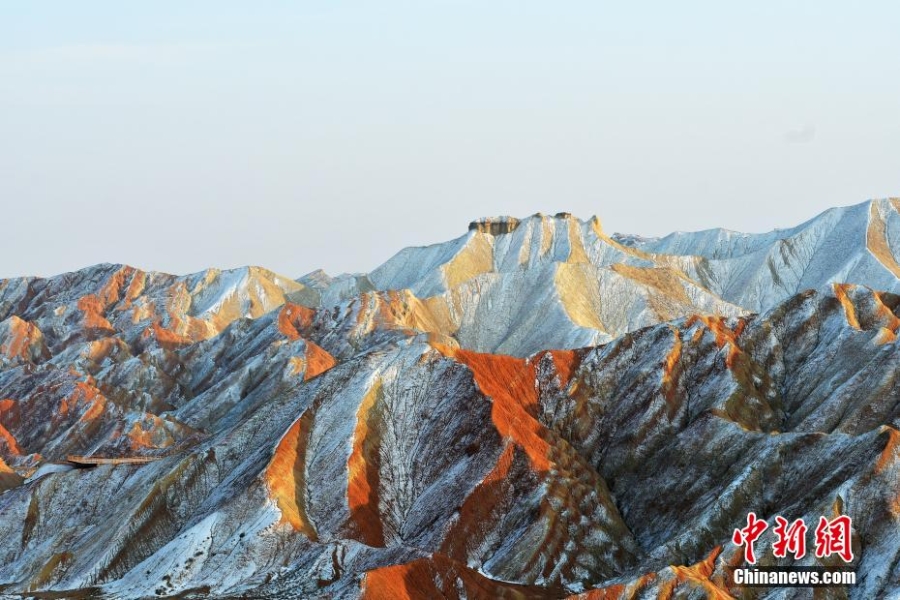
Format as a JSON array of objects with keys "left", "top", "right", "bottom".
[
  {"left": 303, "top": 198, "right": 900, "bottom": 354},
  {"left": 0, "top": 200, "right": 898, "bottom": 598}
]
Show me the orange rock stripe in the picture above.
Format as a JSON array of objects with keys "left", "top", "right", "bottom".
[
  {"left": 347, "top": 379, "right": 385, "bottom": 546},
  {"left": 832, "top": 284, "right": 861, "bottom": 330},
  {"left": 450, "top": 348, "right": 550, "bottom": 472},
  {"left": 0, "top": 422, "right": 21, "bottom": 455},
  {"left": 265, "top": 411, "right": 318, "bottom": 540}
]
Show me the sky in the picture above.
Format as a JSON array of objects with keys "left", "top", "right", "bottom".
[{"left": 2, "top": 1, "right": 899, "bottom": 279}]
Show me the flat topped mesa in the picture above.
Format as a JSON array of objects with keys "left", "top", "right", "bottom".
[
  {"left": 468, "top": 216, "right": 521, "bottom": 235},
  {"left": 469, "top": 212, "right": 583, "bottom": 236}
]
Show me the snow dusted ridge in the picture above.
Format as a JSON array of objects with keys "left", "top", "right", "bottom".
[
  {"left": 302, "top": 199, "right": 900, "bottom": 354},
  {"left": 0, "top": 199, "right": 898, "bottom": 598}
]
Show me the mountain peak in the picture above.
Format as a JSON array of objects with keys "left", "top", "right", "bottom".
[
  {"left": 468, "top": 212, "right": 600, "bottom": 237},
  {"left": 468, "top": 216, "right": 521, "bottom": 235}
]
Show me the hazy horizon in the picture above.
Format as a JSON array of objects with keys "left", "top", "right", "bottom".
[
  {"left": 3, "top": 2, "right": 899, "bottom": 279},
  {"left": 0, "top": 198, "right": 894, "bottom": 281}
]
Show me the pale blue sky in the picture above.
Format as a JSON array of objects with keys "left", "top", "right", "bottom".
[{"left": 2, "top": 2, "right": 899, "bottom": 278}]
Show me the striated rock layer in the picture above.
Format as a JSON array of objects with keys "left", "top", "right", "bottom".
[
  {"left": 304, "top": 199, "right": 900, "bottom": 355},
  {"left": 0, "top": 200, "right": 898, "bottom": 598}
]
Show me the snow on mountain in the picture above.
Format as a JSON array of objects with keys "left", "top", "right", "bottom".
[
  {"left": 634, "top": 198, "right": 900, "bottom": 311},
  {"left": 310, "top": 199, "right": 900, "bottom": 355},
  {"left": 0, "top": 200, "right": 898, "bottom": 598}
]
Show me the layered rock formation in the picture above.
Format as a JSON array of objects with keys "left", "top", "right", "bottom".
[
  {"left": 0, "top": 199, "right": 898, "bottom": 598},
  {"left": 305, "top": 199, "right": 900, "bottom": 355}
]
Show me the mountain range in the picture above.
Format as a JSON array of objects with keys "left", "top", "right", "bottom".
[{"left": 0, "top": 199, "right": 898, "bottom": 598}]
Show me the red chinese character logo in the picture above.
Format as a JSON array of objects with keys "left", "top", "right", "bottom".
[
  {"left": 732, "top": 512, "right": 768, "bottom": 564},
  {"left": 814, "top": 515, "right": 853, "bottom": 562},
  {"left": 772, "top": 516, "right": 807, "bottom": 559}
]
